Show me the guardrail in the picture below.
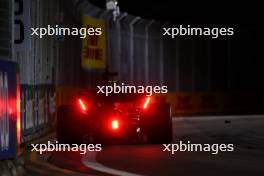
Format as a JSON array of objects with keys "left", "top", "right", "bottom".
[
  {"left": 0, "top": 59, "right": 18, "bottom": 160},
  {"left": 0, "top": 59, "right": 56, "bottom": 161},
  {"left": 20, "top": 84, "right": 56, "bottom": 143}
]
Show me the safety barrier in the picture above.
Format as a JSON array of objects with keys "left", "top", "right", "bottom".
[
  {"left": 0, "top": 59, "right": 56, "bottom": 161},
  {"left": 20, "top": 85, "right": 56, "bottom": 143},
  {"left": 12, "top": 0, "right": 58, "bottom": 146},
  {"left": 164, "top": 92, "right": 262, "bottom": 116},
  {"left": 0, "top": 59, "right": 18, "bottom": 160},
  {"left": 56, "top": 0, "right": 264, "bottom": 116}
]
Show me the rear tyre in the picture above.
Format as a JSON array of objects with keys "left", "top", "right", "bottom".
[
  {"left": 143, "top": 103, "right": 173, "bottom": 144},
  {"left": 57, "top": 105, "right": 87, "bottom": 144}
]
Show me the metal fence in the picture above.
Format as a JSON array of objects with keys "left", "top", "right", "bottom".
[
  {"left": 61, "top": 0, "right": 233, "bottom": 93},
  {"left": 77, "top": 2, "right": 172, "bottom": 89},
  {"left": 55, "top": 0, "right": 262, "bottom": 115}
]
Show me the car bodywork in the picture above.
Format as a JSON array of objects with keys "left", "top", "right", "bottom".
[{"left": 57, "top": 90, "right": 172, "bottom": 144}]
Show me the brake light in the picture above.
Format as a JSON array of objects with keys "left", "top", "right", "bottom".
[
  {"left": 111, "top": 120, "right": 119, "bottom": 130},
  {"left": 143, "top": 97, "right": 151, "bottom": 109},
  {"left": 78, "top": 98, "right": 87, "bottom": 111},
  {"left": 16, "top": 74, "right": 21, "bottom": 152}
]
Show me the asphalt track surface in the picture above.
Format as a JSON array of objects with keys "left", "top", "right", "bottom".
[{"left": 26, "top": 115, "right": 264, "bottom": 176}]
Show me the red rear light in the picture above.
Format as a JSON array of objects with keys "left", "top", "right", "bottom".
[
  {"left": 143, "top": 97, "right": 151, "bottom": 109},
  {"left": 111, "top": 120, "right": 119, "bottom": 130},
  {"left": 16, "top": 74, "right": 21, "bottom": 151},
  {"left": 78, "top": 98, "right": 87, "bottom": 111}
]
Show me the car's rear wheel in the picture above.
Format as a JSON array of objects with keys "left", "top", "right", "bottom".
[
  {"left": 57, "top": 105, "right": 88, "bottom": 144},
  {"left": 142, "top": 102, "right": 173, "bottom": 144}
]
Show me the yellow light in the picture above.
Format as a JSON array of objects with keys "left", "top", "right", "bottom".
[
  {"left": 143, "top": 97, "right": 151, "bottom": 109},
  {"left": 78, "top": 99, "right": 87, "bottom": 111},
  {"left": 112, "top": 120, "right": 119, "bottom": 130}
]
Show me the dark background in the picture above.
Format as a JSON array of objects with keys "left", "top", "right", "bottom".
[
  {"left": 85, "top": 0, "right": 264, "bottom": 114},
  {"left": 88, "top": 0, "right": 263, "bottom": 90},
  {"left": 90, "top": 0, "right": 262, "bottom": 25}
]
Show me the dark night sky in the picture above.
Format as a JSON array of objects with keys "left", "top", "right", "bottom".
[{"left": 90, "top": 0, "right": 261, "bottom": 25}]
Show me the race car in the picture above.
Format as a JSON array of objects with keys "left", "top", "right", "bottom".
[{"left": 57, "top": 90, "right": 172, "bottom": 144}]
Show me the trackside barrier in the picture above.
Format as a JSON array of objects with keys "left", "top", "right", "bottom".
[
  {"left": 54, "top": 1, "right": 264, "bottom": 119},
  {"left": 164, "top": 92, "right": 263, "bottom": 116},
  {"left": 0, "top": 59, "right": 18, "bottom": 160},
  {"left": 20, "top": 85, "right": 34, "bottom": 136},
  {"left": 20, "top": 85, "right": 56, "bottom": 143}
]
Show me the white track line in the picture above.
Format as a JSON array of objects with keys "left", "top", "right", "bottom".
[
  {"left": 28, "top": 151, "right": 92, "bottom": 176},
  {"left": 82, "top": 151, "right": 143, "bottom": 176},
  {"left": 173, "top": 115, "right": 264, "bottom": 121}
]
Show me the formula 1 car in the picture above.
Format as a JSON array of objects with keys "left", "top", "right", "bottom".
[{"left": 57, "top": 90, "right": 172, "bottom": 144}]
